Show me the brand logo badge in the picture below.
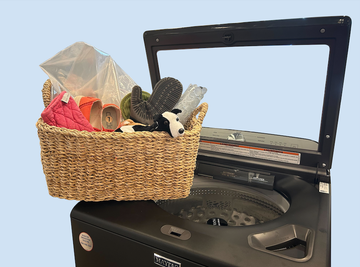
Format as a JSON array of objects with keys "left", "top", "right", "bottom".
[{"left": 154, "top": 253, "right": 181, "bottom": 267}]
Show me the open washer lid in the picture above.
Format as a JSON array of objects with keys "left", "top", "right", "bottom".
[{"left": 143, "top": 16, "right": 351, "bottom": 178}]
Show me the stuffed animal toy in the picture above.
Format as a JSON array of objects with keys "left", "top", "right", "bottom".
[{"left": 115, "top": 109, "right": 185, "bottom": 138}]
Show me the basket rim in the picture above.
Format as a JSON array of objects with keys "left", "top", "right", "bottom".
[{"left": 36, "top": 117, "right": 203, "bottom": 139}]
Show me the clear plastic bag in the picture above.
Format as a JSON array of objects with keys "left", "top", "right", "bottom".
[
  {"left": 174, "top": 84, "right": 207, "bottom": 124},
  {"left": 40, "top": 42, "right": 136, "bottom": 108}
]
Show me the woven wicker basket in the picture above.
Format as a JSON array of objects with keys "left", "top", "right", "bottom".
[{"left": 36, "top": 80, "right": 208, "bottom": 201}]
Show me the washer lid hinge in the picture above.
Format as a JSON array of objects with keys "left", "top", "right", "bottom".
[{"left": 315, "top": 163, "right": 330, "bottom": 184}]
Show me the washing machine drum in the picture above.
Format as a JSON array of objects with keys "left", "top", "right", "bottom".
[{"left": 157, "top": 186, "right": 288, "bottom": 227}]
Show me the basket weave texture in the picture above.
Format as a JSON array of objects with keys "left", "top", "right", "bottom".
[{"left": 36, "top": 80, "right": 208, "bottom": 201}]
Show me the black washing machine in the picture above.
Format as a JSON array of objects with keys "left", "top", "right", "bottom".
[{"left": 70, "top": 16, "right": 351, "bottom": 267}]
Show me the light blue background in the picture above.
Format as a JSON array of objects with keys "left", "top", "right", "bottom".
[{"left": 1, "top": 0, "right": 359, "bottom": 266}]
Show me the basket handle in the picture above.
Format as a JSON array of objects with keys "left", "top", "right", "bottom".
[
  {"left": 184, "top": 102, "right": 208, "bottom": 130},
  {"left": 42, "top": 79, "right": 52, "bottom": 108}
]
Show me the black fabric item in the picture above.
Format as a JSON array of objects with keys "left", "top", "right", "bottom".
[{"left": 130, "top": 77, "right": 183, "bottom": 125}]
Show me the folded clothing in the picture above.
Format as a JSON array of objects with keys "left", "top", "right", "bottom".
[{"left": 41, "top": 91, "right": 95, "bottom": 132}]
